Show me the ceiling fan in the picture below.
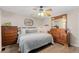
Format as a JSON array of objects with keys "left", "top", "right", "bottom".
[{"left": 32, "top": 6, "right": 52, "bottom": 16}]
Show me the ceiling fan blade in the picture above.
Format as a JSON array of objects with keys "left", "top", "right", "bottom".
[
  {"left": 46, "top": 8, "right": 52, "bottom": 11},
  {"left": 44, "top": 8, "right": 52, "bottom": 16}
]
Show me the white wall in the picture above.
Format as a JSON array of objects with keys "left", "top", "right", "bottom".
[
  {"left": 1, "top": 10, "right": 51, "bottom": 28},
  {"left": 67, "top": 9, "right": 79, "bottom": 47},
  {"left": 1, "top": 10, "right": 27, "bottom": 27},
  {"left": 0, "top": 10, "right": 2, "bottom": 52}
]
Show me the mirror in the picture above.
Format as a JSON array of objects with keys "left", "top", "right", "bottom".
[
  {"left": 24, "top": 18, "right": 33, "bottom": 26},
  {"left": 51, "top": 14, "right": 67, "bottom": 30}
]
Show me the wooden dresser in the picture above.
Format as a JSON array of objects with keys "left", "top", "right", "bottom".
[
  {"left": 1, "top": 26, "right": 18, "bottom": 46},
  {"left": 49, "top": 28, "right": 69, "bottom": 47}
]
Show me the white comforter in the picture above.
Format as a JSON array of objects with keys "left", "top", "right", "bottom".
[{"left": 18, "top": 33, "right": 54, "bottom": 53}]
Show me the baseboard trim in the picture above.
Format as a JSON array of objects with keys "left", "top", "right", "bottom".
[{"left": 70, "top": 43, "right": 79, "bottom": 47}]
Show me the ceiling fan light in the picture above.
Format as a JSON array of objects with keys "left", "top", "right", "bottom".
[
  {"left": 38, "top": 13, "right": 41, "bottom": 16},
  {"left": 38, "top": 12, "right": 44, "bottom": 16}
]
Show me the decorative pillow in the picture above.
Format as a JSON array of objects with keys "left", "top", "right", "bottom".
[
  {"left": 20, "top": 27, "right": 38, "bottom": 35},
  {"left": 25, "top": 29, "right": 38, "bottom": 33}
]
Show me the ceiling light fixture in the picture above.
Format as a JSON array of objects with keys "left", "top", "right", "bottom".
[
  {"left": 38, "top": 6, "right": 44, "bottom": 16},
  {"left": 32, "top": 6, "right": 52, "bottom": 17}
]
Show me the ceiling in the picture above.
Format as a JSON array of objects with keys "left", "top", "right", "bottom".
[{"left": 0, "top": 6, "right": 79, "bottom": 16}]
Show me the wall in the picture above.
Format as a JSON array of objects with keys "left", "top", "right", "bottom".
[
  {"left": 1, "top": 10, "right": 27, "bottom": 27},
  {"left": 1, "top": 10, "right": 51, "bottom": 31},
  {"left": 0, "top": 10, "right": 1, "bottom": 52},
  {"left": 67, "top": 9, "right": 79, "bottom": 47}
]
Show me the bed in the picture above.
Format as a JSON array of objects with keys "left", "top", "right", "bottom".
[{"left": 18, "top": 27, "right": 54, "bottom": 53}]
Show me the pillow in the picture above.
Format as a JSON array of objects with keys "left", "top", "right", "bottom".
[
  {"left": 25, "top": 29, "right": 38, "bottom": 33},
  {"left": 20, "top": 28, "right": 38, "bottom": 35},
  {"left": 20, "top": 28, "right": 27, "bottom": 35},
  {"left": 37, "top": 28, "right": 48, "bottom": 33}
]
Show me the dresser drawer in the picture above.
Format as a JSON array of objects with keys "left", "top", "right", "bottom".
[
  {"left": 4, "top": 30, "right": 17, "bottom": 33},
  {"left": 3, "top": 35, "right": 17, "bottom": 40},
  {"left": 3, "top": 33, "right": 17, "bottom": 37},
  {"left": 2, "top": 39, "right": 17, "bottom": 46}
]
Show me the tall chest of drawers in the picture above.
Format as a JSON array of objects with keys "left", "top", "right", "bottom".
[{"left": 1, "top": 26, "right": 18, "bottom": 46}]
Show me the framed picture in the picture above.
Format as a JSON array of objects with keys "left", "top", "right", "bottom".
[{"left": 24, "top": 18, "right": 33, "bottom": 26}]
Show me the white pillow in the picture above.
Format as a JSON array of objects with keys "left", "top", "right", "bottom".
[
  {"left": 25, "top": 29, "right": 38, "bottom": 33},
  {"left": 20, "top": 28, "right": 38, "bottom": 35},
  {"left": 21, "top": 28, "right": 26, "bottom": 35},
  {"left": 37, "top": 28, "right": 47, "bottom": 33}
]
